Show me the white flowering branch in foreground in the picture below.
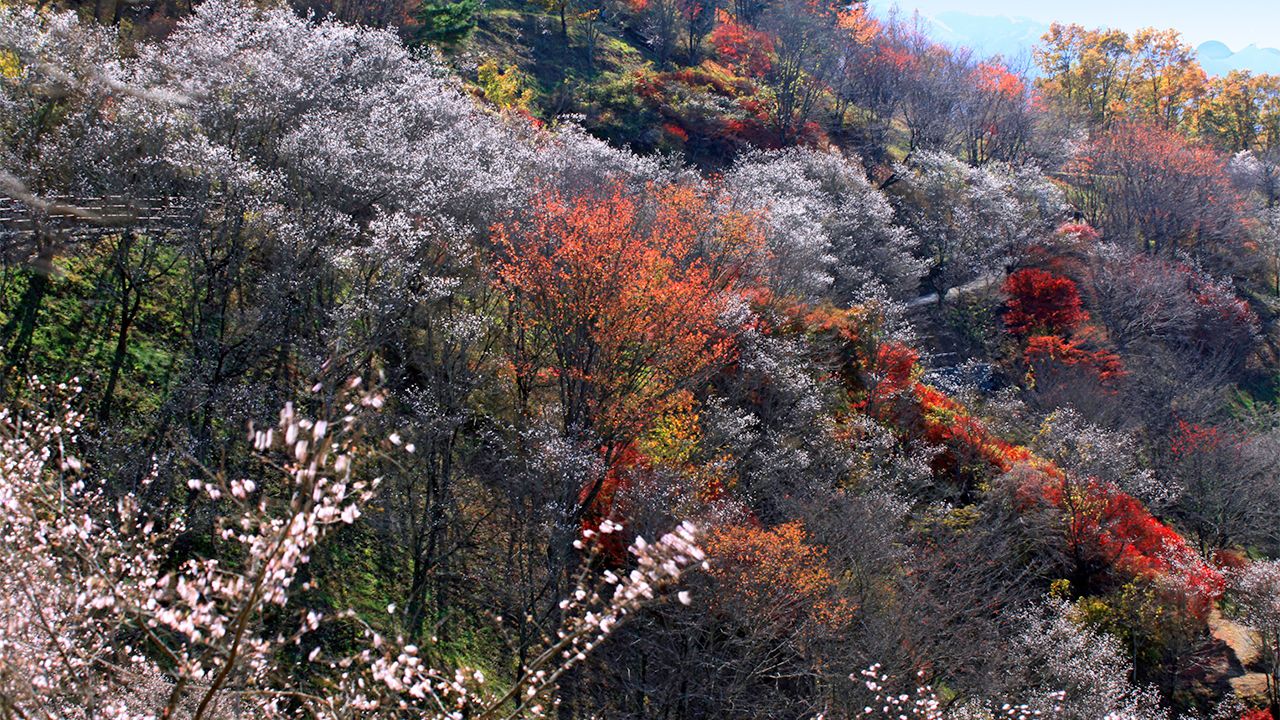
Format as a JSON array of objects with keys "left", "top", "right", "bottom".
[
  {"left": 851, "top": 665, "right": 1064, "bottom": 720},
  {"left": 316, "top": 518, "right": 705, "bottom": 720},
  {"left": 0, "top": 378, "right": 704, "bottom": 720}
]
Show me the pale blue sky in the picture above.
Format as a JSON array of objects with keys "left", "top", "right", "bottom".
[{"left": 866, "top": 0, "right": 1279, "bottom": 49}]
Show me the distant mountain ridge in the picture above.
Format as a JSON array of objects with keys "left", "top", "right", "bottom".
[
  {"left": 923, "top": 11, "right": 1047, "bottom": 65},
  {"left": 1197, "top": 41, "right": 1280, "bottom": 76},
  {"left": 871, "top": 6, "right": 1280, "bottom": 76}
]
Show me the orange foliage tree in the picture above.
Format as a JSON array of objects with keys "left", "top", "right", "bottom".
[
  {"left": 704, "top": 520, "right": 851, "bottom": 632},
  {"left": 493, "top": 180, "right": 761, "bottom": 511},
  {"left": 709, "top": 9, "right": 774, "bottom": 78}
]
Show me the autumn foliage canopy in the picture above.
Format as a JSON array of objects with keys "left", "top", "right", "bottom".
[
  {"left": 1001, "top": 269, "right": 1088, "bottom": 337},
  {"left": 493, "top": 182, "right": 761, "bottom": 443}
]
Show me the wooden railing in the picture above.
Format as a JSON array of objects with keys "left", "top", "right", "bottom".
[{"left": 0, "top": 195, "right": 195, "bottom": 241}]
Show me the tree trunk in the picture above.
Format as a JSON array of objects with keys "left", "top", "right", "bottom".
[
  {"left": 99, "top": 290, "right": 140, "bottom": 423},
  {"left": 3, "top": 243, "right": 55, "bottom": 378}
]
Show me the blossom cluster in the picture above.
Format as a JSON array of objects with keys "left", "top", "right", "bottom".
[
  {"left": 0, "top": 377, "right": 704, "bottom": 718},
  {"left": 314, "top": 520, "right": 706, "bottom": 718},
  {"left": 852, "top": 664, "right": 1063, "bottom": 720}
]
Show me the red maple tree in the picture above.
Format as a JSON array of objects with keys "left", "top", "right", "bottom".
[
  {"left": 709, "top": 9, "right": 774, "bottom": 78},
  {"left": 1002, "top": 268, "right": 1089, "bottom": 337}
]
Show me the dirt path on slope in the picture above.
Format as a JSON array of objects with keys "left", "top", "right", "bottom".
[{"left": 1209, "top": 607, "right": 1272, "bottom": 700}]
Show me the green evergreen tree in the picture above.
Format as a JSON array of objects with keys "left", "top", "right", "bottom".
[{"left": 413, "top": 0, "right": 480, "bottom": 45}]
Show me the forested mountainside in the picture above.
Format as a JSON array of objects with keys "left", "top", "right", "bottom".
[{"left": 3, "top": 0, "right": 1280, "bottom": 718}]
